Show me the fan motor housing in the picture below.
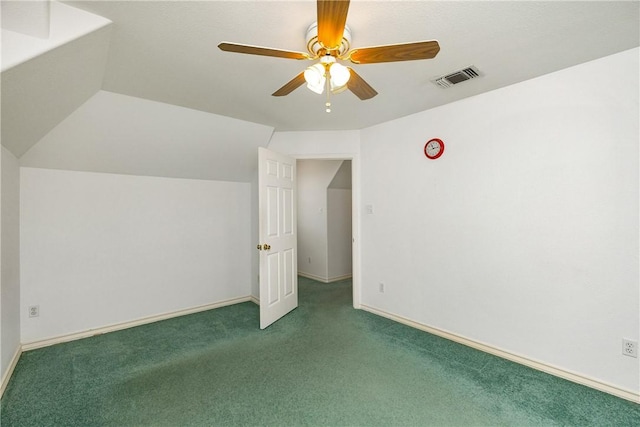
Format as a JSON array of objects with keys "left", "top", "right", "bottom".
[{"left": 306, "top": 22, "right": 351, "bottom": 56}]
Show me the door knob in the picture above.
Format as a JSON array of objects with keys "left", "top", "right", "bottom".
[
  {"left": 264, "top": 244, "right": 271, "bottom": 250},
  {"left": 257, "top": 244, "right": 262, "bottom": 250}
]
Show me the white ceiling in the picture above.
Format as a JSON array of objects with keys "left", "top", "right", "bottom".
[
  {"left": 1, "top": 25, "right": 111, "bottom": 157},
  {"left": 61, "top": 0, "right": 639, "bottom": 132}
]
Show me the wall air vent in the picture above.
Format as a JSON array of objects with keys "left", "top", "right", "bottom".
[{"left": 432, "top": 66, "right": 481, "bottom": 88}]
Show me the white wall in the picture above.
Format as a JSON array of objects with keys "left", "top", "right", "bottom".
[
  {"left": 359, "top": 48, "right": 639, "bottom": 393},
  {"left": 1, "top": 3, "right": 112, "bottom": 156},
  {"left": 251, "top": 172, "right": 259, "bottom": 298},
  {"left": 20, "top": 91, "right": 274, "bottom": 182},
  {"left": 1, "top": 0, "right": 50, "bottom": 39},
  {"left": 327, "top": 188, "right": 352, "bottom": 280},
  {"left": 1, "top": 147, "right": 21, "bottom": 385},
  {"left": 1, "top": 2, "right": 111, "bottom": 71},
  {"left": 297, "top": 160, "right": 343, "bottom": 281},
  {"left": 327, "top": 161, "right": 353, "bottom": 280},
  {"left": 268, "top": 130, "right": 360, "bottom": 157},
  {"left": 20, "top": 167, "right": 253, "bottom": 343}
]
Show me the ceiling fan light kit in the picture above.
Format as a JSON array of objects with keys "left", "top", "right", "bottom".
[
  {"left": 304, "top": 63, "right": 326, "bottom": 94},
  {"left": 303, "top": 56, "right": 351, "bottom": 110},
  {"left": 218, "top": 0, "right": 440, "bottom": 111}
]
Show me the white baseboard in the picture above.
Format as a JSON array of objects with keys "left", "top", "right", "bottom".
[
  {"left": 10, "top": 298, "right": 637, "bottom": 403},
  {"left": 0, "top": 345, "right": 22, "bottom": 398},
  {"left": 299, "top": 271, "right": 352, "bottom": 283},
  {"left": 298, "top": 271, "right": 329, "bottom": 282},
  {"left": 360, "top": 304, "right": 640, "bottom": 404},
  {"left": 328, "top": 273, "right": 353, "bottom": 282},
  {"left": 22, "top": 296, "right": 254, "bottom": 352}
]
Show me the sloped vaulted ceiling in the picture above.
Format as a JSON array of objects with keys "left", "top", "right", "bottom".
[
  {"left": 19, "top": 91, "right": 274, "bottom": 182},
  {"left": 1, "top": 1, "right": 274, "bottom": 182},
  {"left": 1, "top": 1, "right": 639, "bottom": 182},
  {"left": 61, "top": 0, "right": 639, "bottom": 130},
  {"left": 1, "top": 1, "right": 112, "bottom": 157}
]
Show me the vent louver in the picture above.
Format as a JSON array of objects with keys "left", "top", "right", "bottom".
[{"left": 433, "top": 66, "right": 481, "bottom": 88}]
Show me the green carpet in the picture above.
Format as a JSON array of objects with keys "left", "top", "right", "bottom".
[{"left": 2, "top": 277, "right": 639, "bottom": 426}]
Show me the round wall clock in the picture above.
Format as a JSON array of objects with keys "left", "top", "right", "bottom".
[{"left": 424, "top": 138, "right": 445, "bottom": 159}]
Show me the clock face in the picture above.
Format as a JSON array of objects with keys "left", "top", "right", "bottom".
[{"left": 424, "top": 138, "right": 444, "bottom": 159}]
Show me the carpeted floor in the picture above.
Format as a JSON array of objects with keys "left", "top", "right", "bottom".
[{"left": 2, "top": 276, "right": 639, "bottom": 426}]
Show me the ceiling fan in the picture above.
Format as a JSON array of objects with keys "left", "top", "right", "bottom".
[{"left": 218, "top": 0, "right": 440, "bottom": 111}]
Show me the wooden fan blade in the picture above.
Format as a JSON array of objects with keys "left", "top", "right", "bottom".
[
  {"left": 272, "top": 72, "right": 307, "bottom": 96},
  {"left": 348, "top": 40, "right": 440, "bottom": 64},
  {"left": 218, "top": 42, "right": 310, "bottom": 60},
  {"left": 347, "top": 68, "right": 377, "bottom": 100},
  {"left": 317, "top": 0, "right": 350, "bottom": 49}
]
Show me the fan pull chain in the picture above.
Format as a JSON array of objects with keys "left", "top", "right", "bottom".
[{"left": 325, "top": 68, "right": 331, "bottom": 113}]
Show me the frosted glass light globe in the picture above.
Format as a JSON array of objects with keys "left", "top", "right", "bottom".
[
  {"left": 329, "top": 63, "right": 350, "bottom": 88},
  {"left": 304, "top": 63, "right": 326, "bottom": 94}
]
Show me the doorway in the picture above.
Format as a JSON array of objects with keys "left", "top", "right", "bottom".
[
  {"left": 255, "top": 149, "right": 360, "bottom": 329},
  {"left": 293, "top": 154, "right": 360, "bottom": 309},
  {"left": 296, "top": 159, "right": 352, "bottom": 289}
]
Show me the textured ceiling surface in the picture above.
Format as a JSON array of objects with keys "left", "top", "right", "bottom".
[
  {"left": 62, "top": 0, "right": 639, "bottom": 131},
  {"left": 1, "top": 25, "right": 112, "bottom": 157}
]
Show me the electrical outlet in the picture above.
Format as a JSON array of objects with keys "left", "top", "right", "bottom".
[
  {"left": 622, "top": 339, "right": 638, "bottom": 358},
  {"left": 28, "top": 305, "right": 39, "bottom": 318},
  {"left": 379, "top": 282, "right": 385, "bottom": 293}
]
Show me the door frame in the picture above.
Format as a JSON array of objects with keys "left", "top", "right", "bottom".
[{"left": 293, "top": 153, "right": 361, "bottom": 309}]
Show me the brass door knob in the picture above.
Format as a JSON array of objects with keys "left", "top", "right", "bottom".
[
  {"left": 264, "top": 244, "right": 271, "bottom": 250},
  {"left": 257, "top": 244, "right": 263, "bottom": 250}
]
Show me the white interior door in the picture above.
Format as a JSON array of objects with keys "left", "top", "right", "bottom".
[{"left": 258, "top": 147, "right": 298, "bottom": 329}]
